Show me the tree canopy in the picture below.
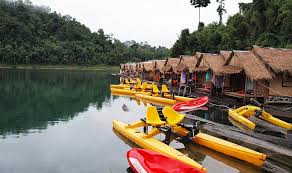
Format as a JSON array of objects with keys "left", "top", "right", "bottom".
[
  {"left": 171, "top": 0, "right": 292, "bottom": 57},
  {"left": 0, "top": 0, "right": 170, "bottom": 65}
]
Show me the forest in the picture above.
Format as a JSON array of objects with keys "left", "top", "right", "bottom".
[
  {"left": 0, "top": 0, "right": 169, "bottom": 65},
  {"left": 1, "top": 0, "right": 291, "bottom": 65},
  {"left": 171, "top": 0, "right": 292, "bottom": 56}
]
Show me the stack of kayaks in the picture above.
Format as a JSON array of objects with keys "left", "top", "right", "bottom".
[
  {"left": 127, "top": 148, "right": 204, "bottom": 173},
  {"left": 111, "top": 81, "right": 195, "bottom": 105},
  {"left": 228, "top": 105, "right": 292, "bottom": 130}
]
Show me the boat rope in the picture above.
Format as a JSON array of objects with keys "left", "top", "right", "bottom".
[
  {"left": 208, "top": 102, "right": 230, "bottom": 109},
  {"left": 257, "top": 81, "right": 290, "bottom": 97}
]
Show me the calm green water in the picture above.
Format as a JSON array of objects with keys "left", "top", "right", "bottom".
[{"left": 0, "top": 69, "right": 263, "bottom": 173}]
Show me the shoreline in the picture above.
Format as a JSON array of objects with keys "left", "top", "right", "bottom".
[{"left": 0, "top": 64, "right": 119, "bottom": 71}]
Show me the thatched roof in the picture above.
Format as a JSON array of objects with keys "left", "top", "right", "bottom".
[
  {"left": 195, "top": 53, "right": 226, "bottom": 73},
  {"left": 220, "top": 51, "right": 233, "bottom": 65},
  {"left": 125, "top": 63, "right": 136, "bottom": 71},
  {"left": 217, "top": 65, "right": 242, "bottom": 74},
  {"left": 136, "top": 63, "right": 143, "bottom": 71},
  {"left": 252, "top": 46, "right": 292, "bottom": 74},
  {"left": 154, "top": 60, "right": 166, "bottom": 71},
  {"left": 143, "top": 61, "right": 155, "bottom": 72},
  {"left": 120, "top": 64, "right": 125, "bottom": 70},
  {"left": 173, "top": 55, "right": 198, "bottom": 73},
  {"left": 217, "top": 51, "right": 273, "bottom": 80},
  {"left": 161, "top": 58, "right": 180, "bottom": 72}
]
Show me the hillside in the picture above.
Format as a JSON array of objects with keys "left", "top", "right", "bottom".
[
  {"left": 171, "top": 0, "right": 292, "bottom": 56},
  {"left": 0, "top": 0, "right": 169, "bottom": 65}
]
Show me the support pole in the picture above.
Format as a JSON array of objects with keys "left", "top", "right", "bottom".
[{"left": 244, "top": 76, "right": 248, "bottom": 103}]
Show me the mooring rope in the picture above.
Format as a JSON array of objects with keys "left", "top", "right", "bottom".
[
  {"left": 257, "top": 81, "right": 290, "bottom": 97},
  {"left": 208, "top": 102, "right": 230, "bottom": 109}
]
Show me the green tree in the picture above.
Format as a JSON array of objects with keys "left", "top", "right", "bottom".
[
  {"left": 216, "top": 0, "right": 227, "bottom": 25},
  {"left": 190, "top": 0, "right": 211, "bottom": 24}
]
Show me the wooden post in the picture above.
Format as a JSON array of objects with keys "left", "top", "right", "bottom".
[
  {"left": 194, "top": 71, "right": 197, "bottom": 89},
  {"left": 244, "top": 76, "right": 248, "bottom": 103}
]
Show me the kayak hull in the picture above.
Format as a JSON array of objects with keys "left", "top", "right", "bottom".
[
  {"left": 172, "top": 96, "right": 208, "bottom": 111},
  {"left": 111, "top": 88, "right": 151, "bottom": 96},
  {"left": 110, "top": 84, "right": 129, "bottom": 89},
  {"left": 228, "top": 109, "right": 256, "bottom": 130},
  {"left": 113, "top": 120, "right": 207, "bottom": 172},
  {"left": 165, "top": 95, "right": 193, "bottom": 102},
  {"left": 260, "top": 111, "right": 292, "bottom": 130},
  {"left": 172, "top": 126, "right": 266, "bottom": 167},
  {"left": 127, "top": 148, "right": 204, "bottom": 173},
  {"left": 135, "top": 94, "right": 176, "bottom": 105}
]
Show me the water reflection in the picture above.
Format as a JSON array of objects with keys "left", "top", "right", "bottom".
[{"left": 0, "top": 69, "right": 118, "bottom": 136}]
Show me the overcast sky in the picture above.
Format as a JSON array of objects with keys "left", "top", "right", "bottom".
[{"left": 30, "top": 0, "right": 252, "bottom": 48}]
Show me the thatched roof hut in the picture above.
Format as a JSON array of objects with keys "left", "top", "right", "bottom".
[
  {"left": 194, "top": 53, "right": 226, "bottom": 73},
  {"left": 125, "top": 63, "right": 136, "bottom": 71},
  {"left": 173, "top": 55, "right": 198, "bottom": 73},
  {"left": 143, "top": 61, "right": 155, "bottom": 72},
  {"left": 136, "top": 63, "right": 143, "bottom": 72},
  {"left": 220, "top": 51, "right": 233, "bottom": 62},
  {"left": 154, "top": 60, "right": 166, "bottom": 72},
  {"left": 217, "top": 51, "right": 273, "bottom": 80},
  {"left": 161, "top": 58, "right": 180, "bottom": 73},
  {"left": 252, "top": 46, "right": 292, "bottom": 74},
  {"left": 120, "top": 64, "right": 125, "bottom": 70}
]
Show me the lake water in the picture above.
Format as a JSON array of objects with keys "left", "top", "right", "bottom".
[{"left": 0, "top": 69, "right": 264, "bottom": 173}]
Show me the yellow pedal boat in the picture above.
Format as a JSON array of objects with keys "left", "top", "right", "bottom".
[
  {"left": 172, "top": 126, "right": 267, "bottom": 167},
  {"left": 229, "top": 105, "right": 292, "bottom": 130},
  {"left": 112, "top": 120, "right": 207, "bottom": 172},
  {"left": 110, "top": 88, "right": 151, "bottom": 96}
]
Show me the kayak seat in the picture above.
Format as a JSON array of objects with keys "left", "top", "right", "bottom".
[
  {"left": 162, "top": 106, "right": 185, "bottom": 126},
  {"left": 125, "top": 79, "right": 130, "bottom": 84},
  {"left": 130, "top": 78, "right": 135, "bottom": 84},
  {"left": 152, "top": 85, "right": 160, "bottom": 94},
  {"left": 141, "top": 82, "right": 148, "bottom": 92},
  {"left": 146, "top": 106, "right": 166, "bottom": 126},
  {"left": 135, "top": 82, "right": 142, "bottom": 90},
  {"left": 161, "top": 85, "right": 170, "bottom": 93}
]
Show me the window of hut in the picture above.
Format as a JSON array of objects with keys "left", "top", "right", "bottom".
[{"left": 282, "top": 72, "right": 292, "bottom": 87}]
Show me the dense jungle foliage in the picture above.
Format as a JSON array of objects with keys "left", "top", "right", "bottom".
[
  {"left": 0, "top": 0, "right": 169, "bottom": 65},
  {"left": 171, "top": 0, "right": 292, "bottom": 56}
]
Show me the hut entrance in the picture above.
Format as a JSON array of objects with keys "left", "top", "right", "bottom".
[{"left": 230, "top": 73, "right": 246, "bottom": 92}]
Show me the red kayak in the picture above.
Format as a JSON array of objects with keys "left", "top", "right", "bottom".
[
  {"left": 127, "top": 148, "right": 204, "bottom": 173},
  {"left": 172, "top": 96, "right": 208, "bottom": 111}
]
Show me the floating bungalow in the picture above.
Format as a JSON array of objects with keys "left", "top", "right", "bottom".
[
  {"left": 252, "top": 46, "right": 292, "bottom": 103},
  {"left": 120, "top": 46, "right": 292, "bottom": 104},
  {"left": 153, "top": 60, "right": 166, "bottom": 82},
  {"left": 193, "top": 53, "right": 226, "bottom": 92},
  {"left": 173, "top": 55, "right": 198, "bottom": 85},
  {"left": 161, "top": 57, "right": 180, "bottom": 85},
  {"left": 142, "top": 61, "right": 155, "bottom": 81},
  {"left": 217, "top": 50, "right": 273, "bottom": 101}
]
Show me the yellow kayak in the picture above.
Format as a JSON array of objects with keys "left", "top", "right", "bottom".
[
  {"left": 110, "top": 84, "right": 130, "bottom": 89},
  {"left": 165, "top": 95, "right": 193, "bottom": 102},
  {"left": 110, "top": 88, "right": 151, "bottom": 96},
  {"left": 135, "top": 94, "right": 176, "bottom": 105},
  {"left": 172, "top": 126, "right": 266, "bottom": 167},
  {"left": 260, "top": 111, "right": 292, "bottom": 130},
  {"left": 113, "top": 120, "right": 207, "bottom": 172},
  {"left": 229, "top": 105, "right": 292, "bottom": 130},
  {"left": 228, "top": 109, "right": 256, "bottom": 130}
]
